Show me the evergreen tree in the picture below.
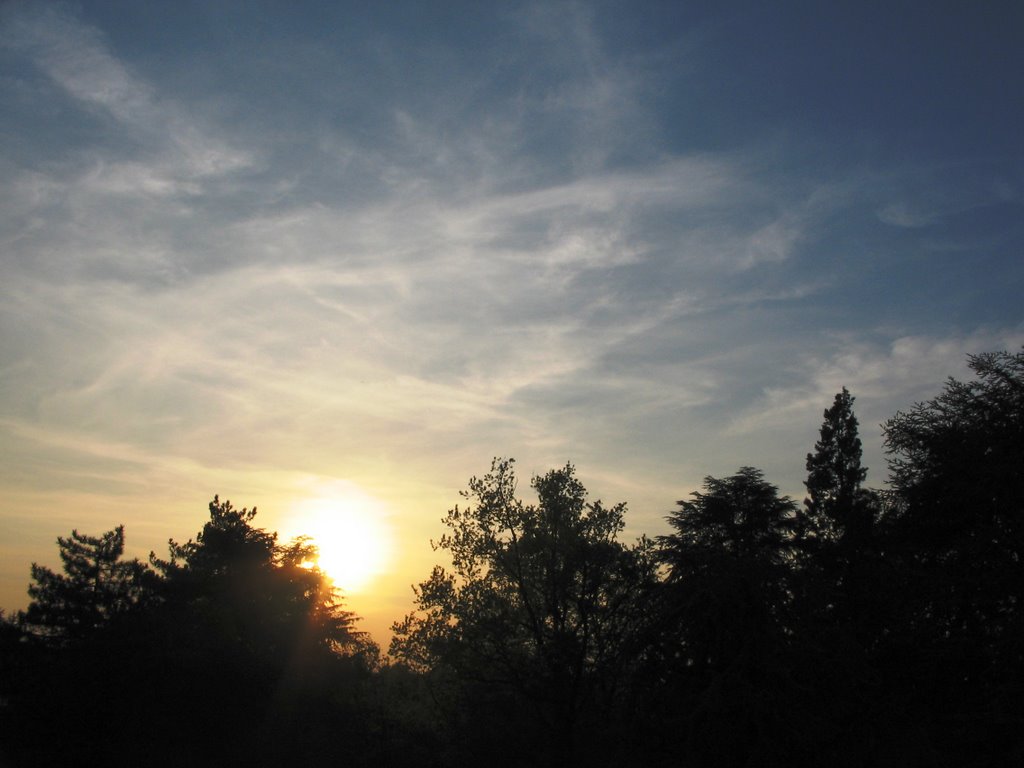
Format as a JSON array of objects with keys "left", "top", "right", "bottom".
[
  {"left": 123, "top": 497, "right": 378, "bottom": 766},
  {"left": 798, "top": 388, "right": 883, "bottom": 642},
  {"left": 11, "top": 527, "right": 155, "bottom": 765},
  {"left": 662, "top": 466, "right": 798, "bottom": 569},
  {"left": 803, "top": 387, "right": 873, "bottom": 546},
  {"left": 6, "top": 500, "right": 382, "bottom": 767},
  {"left": 22, "top": 525, "right": 154, "bottom": 644},
  {"left": 149, "top": 496, "right": 374, "bottom": 679},
  {"left": 650, "top": 468, "right": 807, "bottom": 766},
  {"left": 794, "top": 393, "right": 898, "bottom": 764}
]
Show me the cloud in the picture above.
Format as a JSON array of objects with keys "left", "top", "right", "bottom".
[
  {"left": 1, "top": 2, "right": 1022, "bottom": 639},
  {"left": 0, "top": 20, "right": 1002, "bottom": 504},
  {"left": 1, "top": 3, "right": 250, "bottom": 192},
  {"left": 875, "top": 166, "right": 1021, "bottom": 228},
  {"left": 726, "top": 327, "right": 1024, "bottom": 444}
]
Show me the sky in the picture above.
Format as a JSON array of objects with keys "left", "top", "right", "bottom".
[{"left": 2, "top": 0, "right": 1022, "bottom": 643}]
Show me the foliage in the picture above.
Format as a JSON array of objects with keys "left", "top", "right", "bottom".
[
  {"left": 881, "top": 349, "right": 1024, "bottom": 761},
  {"left": 150, "top": 496, "right": 376, "bottom": 677},
  {"left": 5, "top": 498, "right": 379, "bottom": 768},
  {"left": 391, "top": 458, "right": 657, "bottom": 765},
  {"left": 660, "top": 466, "right": 798, "bottom": 570},
  {"left": 797, "top": 388, "right": 886, "bottom": 639},
  {"left": 651, "top": 468, "right": 805, "bottom": 766},
  {"left": 884, "top": 349, "right": 1024, "bottom": 552},
  {"left": 883, "top": 349, "right": 1024, "bottom": 632},
  {"left": 22, "top": 525, "right": 155, "bottom": 645},
  {"left": 802, "top": 387, "right": 875, "bottom": 547}
]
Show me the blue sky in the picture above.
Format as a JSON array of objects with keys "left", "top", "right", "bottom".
[{"left": 2, "top": 0, "right": 1022, "bottom": 640}]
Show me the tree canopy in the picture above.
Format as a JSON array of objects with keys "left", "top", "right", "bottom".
[
  {"left": 151, "top": 495, "right": 371, "bottom": 663},
  {"left": 881, "top": 349, "right": 1024, "bottom": 762},
  {"left": 6, "top": 497, "right": 378, "bottom": 767},
  {"left": 650, "top": 468, "right": 805, "bottom": 766},
  {"left": 802, "top": 387, "right": 874, "bottom": 547},
  {"left": 391, "top": 458, "right": 656, "bottom": 766},
  {"left": 22, "top": 525, "right": 154, "bottom": 645}
]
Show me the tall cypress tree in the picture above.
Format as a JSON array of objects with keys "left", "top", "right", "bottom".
[
  {"left": 803, "top": 387, "right": 870, "bottom": 546},
  {"left": 797, "top": 391, "right": 890, "bottom": 763}
]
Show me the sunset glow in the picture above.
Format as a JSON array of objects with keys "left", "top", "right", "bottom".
[
  {"left": 282, "top": 486, "right": 393, "bottom": 594},
  {"left": 0, "top": 2, "right": 1021, "bottom": 650}
]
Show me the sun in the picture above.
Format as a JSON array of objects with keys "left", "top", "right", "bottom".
[{"left": 283, "top": 485, "right": 393, "bottom": 594}]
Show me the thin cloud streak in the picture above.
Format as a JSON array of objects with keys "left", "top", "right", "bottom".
[{"left": 4, "top": 4, "right": 251, "bottom": 180}]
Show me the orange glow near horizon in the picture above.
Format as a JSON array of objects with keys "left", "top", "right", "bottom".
[{"left": 281, "top": 483, "right": 394, "bottom": 595}]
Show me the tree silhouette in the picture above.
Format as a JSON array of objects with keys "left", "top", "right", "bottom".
[
  {"left": 151, "top": 496, "right": 371, "bottom": 659},
  {"left": 802, "top": 387, "right": 875, "bottom": 548},
  {"left": 151, "top": 495, "right": 372, "bottom": 651},
  {"left": 5, "top": 498, "right": 380, "bottom": 767},
  {"left": 661, "top": 467, "right": 798, "bottom": 567},
  {"left": 142, "top": 496, "right": 377, "bottom": 764},
  {"left": 391, "top": 458, "right": 656, "bottom": 766},
  {"left": 885, "top": 350, "right": 1024, "bottom": 556},
  {"left": 651, "top": 468, "right": 806, "bottom": 766},
  {"left": 791, "top": 391, "right": 899, "bottom": 764},
  {"left": 796, "top": 389, "right": 884, "bottom": 640},
  {"left": 881, "top": 349, "right": 1024, "bottom": 762},
  {"left": 7, "top": 528, "right": 157, "bottom": 765},
  {"left": 5, "top": 349, "right": 1022, "bottom": 767},
  {"left": 22, "top": 525, "right": 154, "bottom": 645}
]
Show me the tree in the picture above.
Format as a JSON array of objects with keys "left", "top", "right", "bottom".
[
  {"left": 123, "top": 497, "right": 377, "bottom": 766},
  {"left": 884, "top": 350, "right": 1023, "bottom": 555},
  {"left": 651, "top": 468, "right": 806, "bottom": 766},
  {"left": 10, "top": 527, "right": 156, "bottom": 764},
  {"left": 22, "top": 525, "right": 154, "bottom": 644},
  {"left": 802, "top": 387, "right": 874, "bottom": 547},
  {"left": 6, "top": 500, "right": 382, "bottom": 767},
  {"left": 793, "top": 393, "right": 900, "bottom": 764},
  {"left": 881, "top": 349, "right": 1024, "bottom": 762},
  {"left": 797, "top": 388, "right": 884, "bottom": 642},
  {"left": 883, "top": 349, "right": 1024, "bottom": 623},
  {"left": 661, "top": 466, "right": 798, "bottom": 568},
  {"left": 390, "top": 459, "right": 657, "bottom": 766},
  {"left": 149, "top": 496, "right": 375, "bottom": 680}
]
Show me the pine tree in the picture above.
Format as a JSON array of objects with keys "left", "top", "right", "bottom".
[
  {"left": 23, "top": 525, "right": 153, "bottom": 644},
  {"left": 150, "top": 496, "right": 371, "bottom": 662}
]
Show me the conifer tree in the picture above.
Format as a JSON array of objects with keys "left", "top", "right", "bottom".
[
  {"left": 651, "top": 468, "right": 805, "bottom": 766},
  {"left": 23, "top": 525, "right": 153, "bottom": 644},
  {"left": 150, "top": 496, "right": 371, "bottom": 662},
  {"left": 803, "top": 387, "right": 872, "bottom": 545}
]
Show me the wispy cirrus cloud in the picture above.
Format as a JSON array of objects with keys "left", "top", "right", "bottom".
[
  {"left": 722, "top": 327, "right": 1024, "bottom": 487},
  {"left": 875, "top": 164, "right": 1021, "bottom": 229},
  {"left": 2, "top": 3, "right": 250, "bottom": 182},
  {"left": 2, "top": 1, "right": 1021, "bottom": 637}
]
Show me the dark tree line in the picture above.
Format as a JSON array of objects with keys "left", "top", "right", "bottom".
[
  {"left": 1, "top": 498, "right": 381, "bottom": 767},
  {"left": 2, "top": 349, "right": 1022, "bottom": 767}
]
